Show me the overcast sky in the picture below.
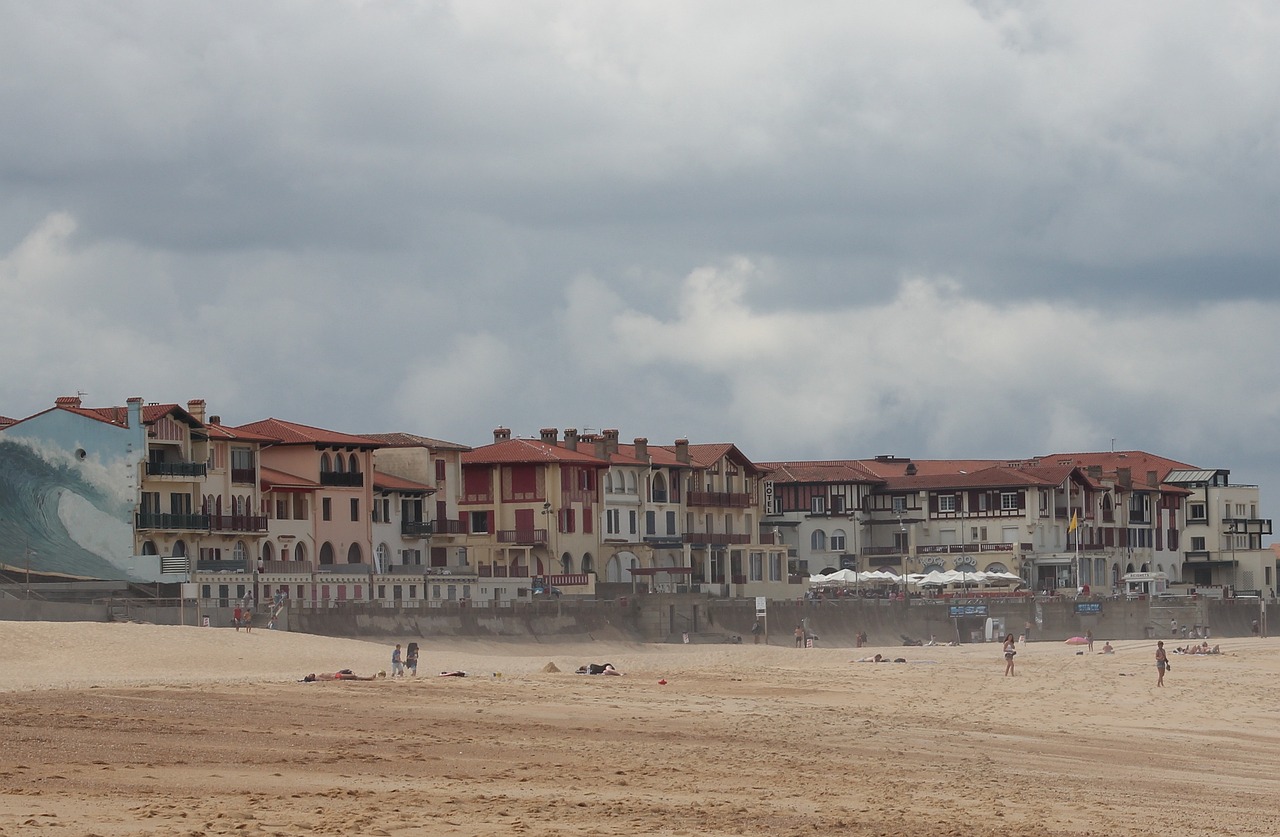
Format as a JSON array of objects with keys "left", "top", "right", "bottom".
[{"left": 3, "top": 2, "right": 1280, "bottom": 496}]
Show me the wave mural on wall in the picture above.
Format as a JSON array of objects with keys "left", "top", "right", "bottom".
[{"left": 0, "top": 438, "right": 141, "bottom": 581}]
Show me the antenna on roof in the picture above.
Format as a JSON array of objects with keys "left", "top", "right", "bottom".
[
  {"left": 1111, "top": 438, "right": 1116, "bottom": 452},
  {"left": 77, "top": 390, "right": 87, "bottom": 400}
]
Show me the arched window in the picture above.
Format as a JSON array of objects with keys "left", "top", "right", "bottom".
[
  {"left": 347, "top": 543, "right": 363, "bottom": 564},
  {"left": 233, "top": 541, "right": 248, "bottom": 563},
  {"left": 172, "top": 539, "right": 187, "bottom": 557},
  {"left": 348, "top": 453, "right": 359, "bottom": 473},
  {"left": 810, "top": 529, "right": 827, "bottom": 551},
  {"left": 333, "top": 454, "right": 346, "bottom": 473},
  {"left": 581, "top": 553, "right": 594, "bottom": 574},
  {"left": 319, "top": 453, "right": 331, "bottom": 473},
  {"left": 319, "top": 542, "right": 335, "bottom": 565},
  {"left": 294, "top": 542, "right": 307, "bottom": 563},
  {"left": 625, "top": 472, "right": 637, "bottom": 494},
  {"left": 830, "top": 529, "right": 847, "bottom": 551},
  {"left": 605, "top": 472, "right": 614, "bottom": 493},
  {"left": 561, "top": 552, "right": 574, "bottom": 574},
  {"left": 375, "top": 543, "right": 389, "bottom": 571},
  {"left": 141, "top": 540, "right": 158, "bottom": 555},
  {"left": 261, "top": 542, "right": 274, "bottom": 562},
  {"left": 652, "top": 472, "right": 668, "bottom": 503}
]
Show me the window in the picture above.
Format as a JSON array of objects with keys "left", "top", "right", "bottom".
[
  {"left": 892, "top": 496, "right": 906, "bottom": 513},
  {"left": 978, "top": 493, "right": 989, "bottom": 511},
  {"left": 435, "top": 459, "right": 446, "bottom": 482},
  {"left": 830, "top": 495, "right": 845, "bottom": 514},
  {"left": 1191, "top": 536, "right": 1206, "bottom": 551},
  {"left": 811, "top": 529, "right": 827, "bottom": 551},
  {"left": 350, "top": 498, "right": 360, "bottom": 521},
  {"left": 628, "top": 510, "right": 637, "bottom": 535},
  {"left": 1000, "top": 492, "right": 1018, "bottom": 511},
  {"left": 322, "top": 497, "right": 332, "bottom": 521},
  {"left": 749, "top": 552, "right": 764, "bottom": 582},
  {"left": 830, "top": 529, "right": 847, "bottom": 552},
  {"left": 939, "top": 495, "right": 956, "bottom": 513},
  {"left": 1189, "top": 502, "right": 1206, "bottom": 520},
  {"left": 275, "top": 498, "right": 289, "bottom": 520},
  {"left": 810, "top": 496, "right": 826, "bottom": 514},
  {"left": 646, "top": 511, "right": 656, "bottom": 535},
  {"left": 666, "top": 511, "right": 677, "bottom": 535},
  {"left": 469, "top": 511, "right": 489, "bottom": 534},
  {"left": 769, "top": 554, "right": 783, "bottom": 581}
]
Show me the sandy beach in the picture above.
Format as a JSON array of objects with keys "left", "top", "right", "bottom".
[{"left": 2, "top": 623, "right": 1279, "bottom": 836}]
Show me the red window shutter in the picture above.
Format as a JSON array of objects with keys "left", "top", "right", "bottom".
[
  {"left": 584, "top": 509, "right": 593, "bottom": 534},
  {"left": 562, "top": 467, "right": 571, "bottom": 491},
  {"left": 568, "top": 508, "right": 576, "bottom": 533}
]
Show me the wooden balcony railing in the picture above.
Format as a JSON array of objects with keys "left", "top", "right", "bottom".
[
  {"left": 401, "top": 520, "right": 434, "bottom": 537},
  {"left": 137, "top": 512, "right": 210, "bottom": 531},
  {"left": 209, "top": 514, "right": 269, "bottom": 533},
  {"left": 146, "top": 461, "right": 208, "bottom": 478},
  {"left": 497, "top": 529, "right": 548, "bottom": 545},
  {"left": 686, "top": 491, "right": 753, "bottom": 508}
]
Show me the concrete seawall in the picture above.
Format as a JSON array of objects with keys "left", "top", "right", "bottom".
[{"left": 2, "top": 594, "right": 1269, "bottom": 645}]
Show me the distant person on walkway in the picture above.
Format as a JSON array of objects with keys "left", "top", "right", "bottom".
[
  {"left": 1252, "top": 620, "right": 1260, "bottom": 638},
  {"left": 1003, "top": 633, "right": 1017, "bottom": 676},
  {"left": 1023, "top": 621, "right": 1032, "bottom": 643},
  {"left": 751, "top": 620, "right": 763, "bottom": 644},
  {"left": 794, "top": 625, "right": 805, "bottom": 648},
  {"left": 233, "top": 607, "right": 243, "bottom": 632},
  {"left": 1171, "top": 618, "right": 1178, "bottom": 637},
  {"left": 391, "top": 644, "right": 404, "bottom": 678},
  {"left": 1155, "top": 641, "right": 1169, "bottom": 686},
  {"left": 1085, "top": 629, "right": 1094, "bottom": 652}
]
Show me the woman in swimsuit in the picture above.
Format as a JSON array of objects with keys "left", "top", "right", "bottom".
[{"left": 1003, "top": 633, "right": 1017, "bottom": 676}]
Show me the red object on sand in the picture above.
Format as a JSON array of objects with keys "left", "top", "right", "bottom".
[{"left": 658, "top": 679, "right": 667, "bottom": 685}]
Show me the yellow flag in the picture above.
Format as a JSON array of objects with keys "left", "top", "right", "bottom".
[{"left": 1069, "top": 512, "right": 1078, "bottom": 532}]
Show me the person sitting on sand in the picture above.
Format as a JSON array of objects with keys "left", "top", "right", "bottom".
[
  {"left": 1101, "top": 641, "right": 1114, "bottom": 654},
  {"left": 301, "top": 670, "right": 385, "bottom": 682}
]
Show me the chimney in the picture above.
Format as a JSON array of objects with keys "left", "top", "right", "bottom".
[
  {"left": 1087, "top": 465, "right": 1102, "bottom": 478},
  {"left": 493, "top": 427, "right": 511, "bottom": 442},
  {"left": 55, "top": 395, "right": 82, "bottom": 408},
  {"left": 633, "top": 437, "right": 649, "bottom": 462},
  {"left": 540, "top": 428, "right": 558, "bottom": 445},
  {"left": 675, "top": 439, "right": 690, "bottom": 464},
  {"left": 564, "top": 428, "right": 579, "bottom": 452},
  {"left": 210, "top": 415, "right": 221, "bottom": 425},
  {"left": 905, "top": 462, "right": 917, "bottom": 476},
  {"left": 603, "top": 428, "right": 619, "bottom": 455},
  {"left": 1117, "top": 467, "right": 1132, "bottom": 487},
  {"left": 594, "top": 435, "right": 609, "bottom": 460},
  {"left": 1147, "top": 470, "right": 1159, "bottom": 487},
  {"left": 186, "top": 399, "right": 206, "bottom": 423},
  {"left": 126, "top": 397, "right": 143, "bottom": 427}
]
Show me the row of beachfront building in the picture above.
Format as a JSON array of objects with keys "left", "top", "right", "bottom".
[{"left": 0, "top": 395, "right": 1273, "bottom": 609}]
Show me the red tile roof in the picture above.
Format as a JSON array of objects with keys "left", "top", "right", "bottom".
[
  {"left": 372, "top": 470, "right": 436, "bottom": 494},
  {"left": 362, "top": 432, "right": 471, "bottom": 452},
  {"left": 759, "top": 460, "right": 882, "bottom": 483},
  {"left": 0, "top": 415, "right": 15, "bottom": 427},
  {"left": 654, "top": 442, "right": 765, "bottom": 474},
  {"left": 613, "top": 443, "right": 687, "bottom": 468},
  {"left": 879, "top": 465, "right": 1068, "bottom": 492},
  {"left": 236, "top": 418, "right": 382, "bottom": 448},
  {"left": 1034, "top": 450, "right": 1197, "bottom": 481},
  {"left": 462, "top": 438, "right": 609, "bottom": 466},
  {"left": 259, "top": 467, "right": 320, "bottom": 491},
  {"left": 855, "top": 457, "right": 1005, "bottom": 479},
  {"left": 203, "top": 422, "right": 278, "bottom": 443}
]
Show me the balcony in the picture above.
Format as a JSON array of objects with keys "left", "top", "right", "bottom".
[
  {"left": 432, "top": 519, "right": 466, "bottom": 535},
  {"left": 478, "top": 565, "right": 531, "bottom": 578},
  {"left": 231, "top": 467, "right": 256, "bottom": 484},
  {"left": 687, "top": 491, "right": 753, "bottom": 508},
  {"left": 683, "top": 533, "right": 752, "bottom": 546},
  {"left": 195, "top": 558, "right": 248, "bottom": 573},
  {"left": 401, "top": 520, "right": 435, "bottom": 537},
  {"left": 497, "top": 529, "right": 548, "bottom": 545},
  {"left": 209, "top": 514, "right": 269, "bottom": 533},
  {"left": 320, "top": 471, "right": 364, "bottom": 487},
  {"left": 146, "top": 461, "right": 207, "bottom": 478},
  {"left": 137, "top": 512, "right": 210, "bottom": 531}
]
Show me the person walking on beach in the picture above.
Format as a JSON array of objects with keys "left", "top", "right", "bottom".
[
  {"left": 794, "top": 625, "right": 805, "bottom": 648},
  {"left": 1085, "top": 629, "right": 1094, "bottom": 652},
  {"left": 1155, "top": 640, "right": 1169, "bottom": 686},
  {"left": 1170, "top": 617, "right": 1178, "bottom": 638},
  {"left": 1003, "top": 633, "right": 1017, "bottom": 676},
  {"left": 751, "top": 620, "right": 763, "bottom": 644},
  {"left": 405, "top": 642, "right": 419, "bottom": 677},
  {"left": 391, "top": 643, "right": 404, "bottom": 678},
  {"left": 1023, "top": 621, "right": 1032, "bottom": 643}
]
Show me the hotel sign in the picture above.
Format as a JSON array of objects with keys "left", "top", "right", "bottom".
[{"left": 1075, "top": 602, "right": 1103, "bottom": 614}]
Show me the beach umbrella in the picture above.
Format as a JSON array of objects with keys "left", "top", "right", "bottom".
[{"left": 1064, "top": 636, "right": 1088, "bottom": 645}]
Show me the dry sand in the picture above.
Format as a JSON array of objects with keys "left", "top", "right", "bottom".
[{"left": 2, "top": 622, "right": 1279, "bottom": 836}]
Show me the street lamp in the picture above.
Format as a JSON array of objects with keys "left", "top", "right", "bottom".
[{"left": 24, "top": 546, "right": 37, "bottom": 599}]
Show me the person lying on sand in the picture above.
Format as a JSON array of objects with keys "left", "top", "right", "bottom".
[
  {"left": 301, "top": 669, "right": 385, "bottom": 682},
  {"left": 576, "top": 663, "right": 622, "bottom": 675}
]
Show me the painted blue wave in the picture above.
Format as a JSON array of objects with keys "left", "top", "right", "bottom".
[{"left": 0, "top": 439, "right": 138, "bottom": 580}]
